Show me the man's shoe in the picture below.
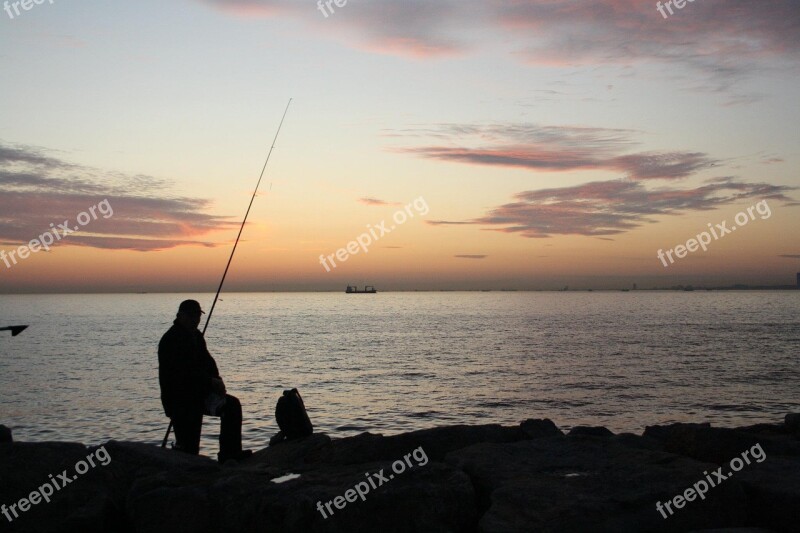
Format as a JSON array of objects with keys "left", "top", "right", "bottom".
[{"left": 218, "top": 449, "right": 253, "bottom": 464}]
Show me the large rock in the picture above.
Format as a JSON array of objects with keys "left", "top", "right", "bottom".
[
  {"left": 446, "top": 436, "right": 749, "bottom": 532},
  {"left": 520, "top": 418, "right": 563, "bottom": 439},
  {"left": 568, "top": 426, "right": 614, "bottom": 438},
  {"left": 331, "top": 424, "right": 524, "bottom": 465},
  {"left": 94, "top": 435, "right": 477, "bottom": 532},
  {"left": 248, "top": 433, "right": 333, "bottom": 471},
  {"left": 2, "top": 419, "right": 797, "bottom": 532},
  {"left": 0, "top": 424, "right": 11, "bottom": 443},
  {"left": 101, "top": 441, "right": 219, "bottom": 508},
  {"left": 735, "top": 455, "right": 800, "bottom": 533},
  {"left": 640, "top": 422, "right": 800, "bottom": 531},
  {"left": 643, "top": 423, "right": 800, "bottom": 465},
  {"left": 126, "top": 457, "right": 477, "bottom": 532},
  {"left": 0, "top": 442, "right": 119, "bottom": 532},
  {"left": 128, "top": 484, "right": 213, "bottom": 533},
  {"left": 610, "top": 432, "right": 666, "bottom": 452},
  {"left": 785, "top": 413, "right": 800, "bottom": 433},
  {"left": 689, "top": 527, "right": 775, "bottom": 533}
]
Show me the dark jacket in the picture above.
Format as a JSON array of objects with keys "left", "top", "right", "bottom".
[{"left": 158, "top": 320, "right": 220, "bottom": 419}]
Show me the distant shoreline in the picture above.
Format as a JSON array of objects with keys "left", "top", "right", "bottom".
[{"left": 1, "top": 286, "right": 798, "bottom": 295}]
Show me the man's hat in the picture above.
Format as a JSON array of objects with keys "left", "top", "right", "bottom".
[{"left": 178, "top": 299, "right": 205, "bottom": 314}]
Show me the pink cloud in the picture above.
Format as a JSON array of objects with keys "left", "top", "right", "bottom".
[
  {"left": 409, "top": 123, "right": 795, "bottom": 239},
  {"left": 0, "top": 142, "right": 233, "bottom": 251},
  {"left": 428, "top": 179, "right": 796, "bottom": 238},
  {"left": 358, "top": 197, "right": 400, "bottom": 206},
  {"left": 198, "top": 0, "right": 800, "bottom": 93},
  {"left": 395, "top": 124, "right": 716, "bottom": 180}
]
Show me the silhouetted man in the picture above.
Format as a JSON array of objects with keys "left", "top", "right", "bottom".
[{"left": 158, "top": 300, "right": 251, "bottom": 463}]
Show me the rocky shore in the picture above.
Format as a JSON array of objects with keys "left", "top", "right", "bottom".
[{"left": 1, "top": 415, "right": 798, "bottom": 532}]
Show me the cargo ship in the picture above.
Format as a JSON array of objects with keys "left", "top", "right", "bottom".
[{"left": 346, "top": 285, "right": 377, "bottom": 294}]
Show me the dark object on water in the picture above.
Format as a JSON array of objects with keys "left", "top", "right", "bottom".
[
  {"left": 346, "top": 285, "right": 377, "bottom": 294},
  {"left": 0, "top": 325, "right": 28, "bottom": 337},
  {"left": 0, "top": 424, "right": 11, "bottom": 443},
  {"left": 272, "top": 388, "right": 313, "bottom": 445}
]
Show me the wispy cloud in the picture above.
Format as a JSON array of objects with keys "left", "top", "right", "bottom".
[
  {"left": 405, "top": 122, "right": 797, "bottom": 238},
  {"left": 199, "top": 0, "right": 471, "bottom": 58},
  {"left": 0, "top": 142, "right": 233, "bottom": 251},
  {"left": 427, "top": 220, "right": 472, "bottom": 226},
  {"left": 395, "top": 123, "right": 717, "bottom": 180},
  {"left": 199, "top": 0, "right": 800, "bottom": 97},
  {"left": 429, "top": 179, "right": 795, "bottom": 238},
  {"left": 779, "top": 254, "right": 800, "bottom": 259},
  {"left": 455, "top": 254, "right": 487, "bottom": 259},
  {"left": 358, "top": 197, "right": 400, "bottom": 206}
]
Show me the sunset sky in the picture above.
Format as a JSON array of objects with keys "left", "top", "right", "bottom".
[{"left": 1, "top": 0, "right": 799, "bottom": 292}]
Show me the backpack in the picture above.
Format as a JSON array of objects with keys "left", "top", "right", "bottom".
[{"left": 273, "top": 388, "right": 313, "bottom": 443}]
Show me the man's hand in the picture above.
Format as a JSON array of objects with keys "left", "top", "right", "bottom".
[{"left": 211, "top": 377, "right": 226, "bottom": 395}]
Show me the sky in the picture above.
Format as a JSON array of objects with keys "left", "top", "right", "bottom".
[{"left": 1, "top": 0, "right": 799, "bottom": 292}]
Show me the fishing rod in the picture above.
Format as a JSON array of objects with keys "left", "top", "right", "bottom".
[
  {"left": 0, "top": 325, "right": 28, "bottom": 336},
  {"left": 161, "top": 98, "right": 292, "bottom": 448},
  {"left": 203, "top": 98, "right": 292, "bottom": 334}
]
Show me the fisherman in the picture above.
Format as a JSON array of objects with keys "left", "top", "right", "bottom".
[{"left": 158, "top": 299, "right": 251, "bottom": 463}]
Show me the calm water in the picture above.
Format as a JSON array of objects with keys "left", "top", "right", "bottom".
[{"left": 0, "top": 292, "right": 797, "bottom": 454}]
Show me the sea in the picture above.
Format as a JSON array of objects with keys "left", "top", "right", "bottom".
[{"left": 0, "top": 291, "right": 797, "bottom": 454}]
